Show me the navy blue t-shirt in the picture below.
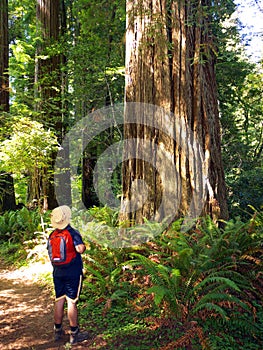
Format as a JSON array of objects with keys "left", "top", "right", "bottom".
[{"left": 51, "top": 225, "right": 85, "bottom": 277}]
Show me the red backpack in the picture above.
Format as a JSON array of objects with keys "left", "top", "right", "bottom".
[{"left": 47, "top": 228, "right": 77, "bottom": 266}]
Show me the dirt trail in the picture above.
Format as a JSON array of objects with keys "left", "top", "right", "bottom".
[{"left": 0, "top": 262, "right": 94, "bottom": 350}]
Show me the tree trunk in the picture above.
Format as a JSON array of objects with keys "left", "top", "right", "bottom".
[
  {"left": 122, "top": 0, "right": 228, "bottom": 226},
  {"left": 0, "top": 0, "right": 16, "bottom": 212},
  {"left": 0, "top": 0, "right": 9, "bottom": 112},
  {"left": 35, "top": 0, "right": 68, "bottom": 209}
]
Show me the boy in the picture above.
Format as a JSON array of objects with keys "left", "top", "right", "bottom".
[{"left": 48, "top": 205, "right": 86, "bottom": 344}]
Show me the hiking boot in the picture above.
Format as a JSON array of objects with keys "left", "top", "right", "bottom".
[
  {"left": 70, "top": 327, "right": 90, "bottom": 344},
  {"left": 54, "top": 326, "right": 64, "bottom": 341},
  {"left": 69, "top": 326, "right": 80, "bottom": 344}
]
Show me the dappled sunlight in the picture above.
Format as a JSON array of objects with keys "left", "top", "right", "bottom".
[
  {"left": 0, "top": 261, "right": 52, "bottom": 283},
  {"left": 0, "top": 285, "right": 48, "bottom": 315},
  {"left": 0, "top": 263, "right": 58, "bottom": 350}
]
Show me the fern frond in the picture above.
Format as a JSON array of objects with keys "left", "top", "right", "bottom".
[
  {"left": 161, "top": 324, "right": 210, "bottom": 350},
  {"left": 192, "top": 276, "right": 241, "bottom": 293},
  {"left": 84, "top": 264, "right": 106, "bottom": 284},
  {"left": 241, "top": 251, "right": 263, "bottom": 265},
  {"left": 193, "top": 292, "right": 250, "bottom": 315},
  {"left": 193, "top": 302, "right": 228, "bottom": 319},
  {"left": 211, "top": 269, "right": 252, "bottom": 290}
]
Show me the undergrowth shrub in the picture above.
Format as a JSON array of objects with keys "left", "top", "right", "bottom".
[
  {"left": 2, "top": 204, "right": 261, "bottom": 348},
  {"left": 79, "top": 209, "right": 262, "bottom": 349},
  {"left": 125, "top": 215, "right": 263, "bottom": 349},
  {"left": 0, "top": 207, "right": 48, "bottom": 243},
  {"left": 0, "top": 241, "right": 28, "bottom": 265},
  {"left": 0, "top": 207, "right": 50, "bottom": 265}
]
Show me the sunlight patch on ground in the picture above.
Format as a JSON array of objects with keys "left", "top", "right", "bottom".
[{"left": 0, "top": 261, "right": 52, "bottom": 283}]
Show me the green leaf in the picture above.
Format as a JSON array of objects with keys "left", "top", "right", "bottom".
[{"left": 147, "top": 285, "right": 166, "bottom": 306}]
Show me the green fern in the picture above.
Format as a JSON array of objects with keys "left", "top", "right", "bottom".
[{"left": 127, "top": 252, "right": 182, "bottom": 313}]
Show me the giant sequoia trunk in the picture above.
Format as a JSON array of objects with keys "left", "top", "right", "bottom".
[
  {"left": 122, "top": 0, "right": 228, "bottom": 225},
  {"left": 0, "top": 0, "right": 16, "bottom": 211}
]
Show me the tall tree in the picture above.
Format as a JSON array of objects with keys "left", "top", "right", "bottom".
[
  {"left": 0, "top": 0, "right": 16, "bottom": 211},
  {"left": 0, "top": 0, "right": 9, "bottom": 112},
  {"left": 122, "top": 0, "right": 230, "bottom": 225},
  {"left": 35, "top": 0, "right": 63, "bottom": 209}
]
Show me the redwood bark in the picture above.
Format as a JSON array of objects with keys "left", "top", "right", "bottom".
[
  {"left": 122, "top": 0, "right": 228, "bottom": 225},
  {"left": 0, "top": 0, "right": 9, "bottom": 111},
  {"left": 0, "top": 0, "right": 16, "bottom": 211},
  {"left": 35, "top": 0, "right": 70, "bottom": 209}
]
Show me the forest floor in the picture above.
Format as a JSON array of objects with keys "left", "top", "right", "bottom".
[{"left": 0, "top": 260, "right": 104, "bottom": 350}]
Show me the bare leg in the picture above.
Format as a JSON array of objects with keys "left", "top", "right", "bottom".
[
  {"left": 54, "top": 297, "right": 66, "bottom": 324},
  {"left": 67, "top": 299, "right": 78, "bottom": 327}
]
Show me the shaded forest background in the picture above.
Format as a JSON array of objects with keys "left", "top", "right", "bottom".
[{"left": 0, "top": 0, "right": 262, "bottom": 220}]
